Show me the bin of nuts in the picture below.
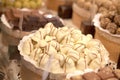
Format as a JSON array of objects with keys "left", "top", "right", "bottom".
[{"left": 93, "top": 0, "right": 120, "bottom": 63}]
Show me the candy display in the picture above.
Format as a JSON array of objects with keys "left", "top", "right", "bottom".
[
  {"left": 3, "top": 8, "right": 64, "bottom": 31},
  {"left": 69, "top": 67, "right": 120, "bottom": 80},
  {"left": 0, "top": 0, "right": 120, "bottom": 80},
  {"left": 18, "top": 23, "right": 109, "bottom": 80},
  {"left": 98, "top": 0, "right": 120, "bottom": 34},
  {"left": 93, "top": 13, "right": 120, "bottom": 63}
]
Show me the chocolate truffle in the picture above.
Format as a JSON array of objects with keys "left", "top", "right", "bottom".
[
  {"left": 106, "top": 23, "right": 117, "bottom": 34},
  {"left": 114, "top": 15, "right": 120, "bottom": 26},
  {"left": 58, "top": 5, "right": 73, "bottom": 19},
  {"left": 83, "top": 72, "right": 101, "bottom": 80},
  {"left": 116, "top": 28, "right": 120, "bottom": 34},
  {"left": 97, "top": 67, "right": 115, "bottom": 80},
  {"left": 100, "top": 17, "right": 111, "bottom": 29},
  {"left": 4, "top": 8, "right": 64, "bottom": 31}
]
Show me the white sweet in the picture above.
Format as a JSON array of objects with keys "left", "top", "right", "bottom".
[
  {"left": 45, "top": 35, "right": 56, "bottom": 42},
  {"left": 39, "top": 54, "right": 50, "bottom": 69},
  {"left": 60, "top": 45, "right": 72, "bottom": 54},
  {"left": 31, "top": 31, "right": 41, "bottom": 42},
  {"left": 34, "top": 48, "right": 42, "bottom": 62},
  {"left": 77, "top": 58, "right": 86, "bottom": 71},
  {"left": 44, "top": 23, "right": 53, "bottom": 35},
  {"left": 71, "top": 29, "right": 82, "bottom": 42},
  {"left": 60, "top": 34, "right": 71, "bottom": 44},
  {"left": 49, "top": 24, "right": 57, "bottom": 36},
  {"left": 74, "top": 44, "right": 85, "bottom": 53},
  {"left": 88, "top": 58, "right": 101, "bottom": 70},
  {"left": 56, "top": 30, "right": 67, "bottom": 43},
  {"left": 22, "top": 38, "right": 33, "bottom": 55},
  {"left": 50, "top": 59, "right": 64, "bottom": 73},
  {"left": 51, "top": 28, "right": 58, "bottom": 36},
  {"left": 46, "top": 45, "right": 57, "bottom": 56},
  {"left": 63, "top": 58, "right": 76, "bottom": 73},
  {"left": 67, "top": 49, "right": 79, "bottom": 62},
  {"left": 49, "top": 40, "right": 60, "bottom": 51},
  {"left": 38, "top": 40, "right": 47, "bottom": 48}
]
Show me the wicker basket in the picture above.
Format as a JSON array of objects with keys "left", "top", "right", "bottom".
[{"left": 93, "top": 14, "right": 120, "bottom": 63}]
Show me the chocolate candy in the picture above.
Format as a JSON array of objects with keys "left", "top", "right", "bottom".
[
  {"left": 106, "top": 23, "right": 117, "bottom": 34},
  {"left": 4, "top": 8, "right": 64, "bottom": 31},
  {"left": 0, "top": 71, "right": 5, "bottom": 80},
  {"left": 83, "top": 72, "right": 101, "bottom": 80},
  {"left": 97, "top": 67, "right": 115, "bottom": 80},
  {"left": 70, "top": 67, "right": 120, "bottom": 80},
  {"left": 114, "top": 69, "right": 120, "bottom": 79},
  {"left": 58, "top": 5, "right": 72, "bottom": 19}
]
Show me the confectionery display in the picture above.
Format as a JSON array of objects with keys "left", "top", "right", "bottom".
[
  {"left": 0, "top": 8, "right": 63, "bottom": 45},
  {"left": 72, "top": 0, "right": 118, "bottom": 36},
  {"left": 93, "top": 0, "right": 120, "bottom": 63},
  {"left": 69, "top": 66, "right": 120, "bottom": 80},
  {"left": 18, "top": 23, "right": 109, "bottom": 79},
  {"left": 99, "top": 2, "right": 120, "bottom": 34},
  {"left": 1, "top": 0, "right": 42, "bottom": 9},
  {"left": 0, "top": 0, "right": 120, "bottom": 80},
  {"left": 3, "top": 8, "right": 64, "bottom": 31}
]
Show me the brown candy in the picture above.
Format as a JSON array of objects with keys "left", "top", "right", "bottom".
[
  {"left": 100, "top": 17, "right": 111, "bottom": 29},
  {"left": 83, "top": 72, "right": 101, "bottom": 80},
  {"left": 69, "top": 67, "right": 120, "bottom": 80},
  {"left": 70, "top": 75, "right": 84, "bottom": 80},
  {"left": 4, "top": 8, "right": 64, "bottom": 31},
  {"left": 97, "top": 67, "right": 115, "bottom": 80},
  {"left": 114, "top": 15, "right": 120, "bottom": 26},
  {"left": 106, "top": 23, "right": 117, "bottom": 34},
  {"left": 116, "top": 28, "right": 120, "bottom": 34},
  {"left": 114, "top": 69, "right": 120, "bottom": 79},
  {"left": 98, "top": 7, "right": 108, "bottom": 13},
  {"left": 106, "top": 78, "right": 119, "bottom": 80}
]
